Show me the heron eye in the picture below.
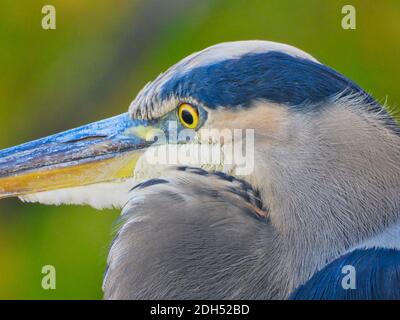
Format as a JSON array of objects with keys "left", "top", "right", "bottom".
[{"left": 178, "top": 103, "right": 199, "bottom": 129}]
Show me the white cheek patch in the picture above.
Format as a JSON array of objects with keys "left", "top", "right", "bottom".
[
  {"left": 135, "top": 142, "right": 238, "bottom": 176},
  {"left": 17, "top": 151, "right": 174, "bottom": 210},
  {"left": 17, "top": 138, "right": 241, "bottom": 210},
  {"left": 17, "top": 147, "right": 205, "bottom": 210},
  {"left": 19, "top": 178, "right": 137, "bottom": 210}
]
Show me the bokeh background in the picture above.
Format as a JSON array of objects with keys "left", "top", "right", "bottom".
[{"left": 0, "top": 0, "right": 399, "bottom": 299}]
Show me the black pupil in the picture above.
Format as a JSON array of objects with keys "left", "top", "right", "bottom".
[{"left": 182, "top": 109, "right": 194, "bottom": 125}]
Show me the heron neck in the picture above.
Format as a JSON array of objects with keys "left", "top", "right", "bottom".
[{"left": 251, "top": 103, "right": 400, "bottom": 295}]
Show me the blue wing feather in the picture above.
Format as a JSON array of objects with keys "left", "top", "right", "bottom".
[{"left": 289, "top": 248, "right": 400, "bottom": 300}]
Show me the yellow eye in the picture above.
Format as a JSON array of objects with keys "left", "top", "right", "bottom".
[{"left": 178, "top": 103, "right": 199, "bottom": 129}]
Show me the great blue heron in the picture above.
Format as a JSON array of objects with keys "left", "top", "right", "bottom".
[{"left": 0, "top": 41, "right": 399, "bottom": 299}]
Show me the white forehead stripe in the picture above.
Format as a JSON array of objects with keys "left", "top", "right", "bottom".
[{"left": 179, "top": 40, "right": 319, "bottom": 72}]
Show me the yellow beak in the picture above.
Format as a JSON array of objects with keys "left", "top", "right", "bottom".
[{"left": 0, "top": 113, "right": 155, "bottom": 199}]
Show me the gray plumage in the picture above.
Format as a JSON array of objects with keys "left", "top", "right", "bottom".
[
  {"left": 104, "top": 168, "right": 272, "bottom": 299},
  {"left": 104, "top": 97, "right": 400, "bottom": 299}
]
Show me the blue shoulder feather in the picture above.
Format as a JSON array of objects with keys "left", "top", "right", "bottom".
[{"left": 289, "top": 248, "right": 400, "bottom": 300}]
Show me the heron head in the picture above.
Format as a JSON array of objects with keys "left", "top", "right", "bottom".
[{"left": 0, "top": 40, "right": 394, "bottom": 209}]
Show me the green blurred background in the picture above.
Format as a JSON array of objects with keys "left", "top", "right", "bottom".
[{"left": 0, "top": 0, "right": 399, "bottom": 299}]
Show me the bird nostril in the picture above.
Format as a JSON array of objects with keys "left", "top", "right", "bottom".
[{"left": 63, "top": 135, "right": 108, "bottom": 144}]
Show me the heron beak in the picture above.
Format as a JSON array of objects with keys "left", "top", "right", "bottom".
[{"left": 0, "top": 113, "right": 157, "bottom": 199}]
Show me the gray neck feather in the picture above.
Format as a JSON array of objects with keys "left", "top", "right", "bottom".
[{"left": 251, "top": 100, "right": 400, "bottom": 296}]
